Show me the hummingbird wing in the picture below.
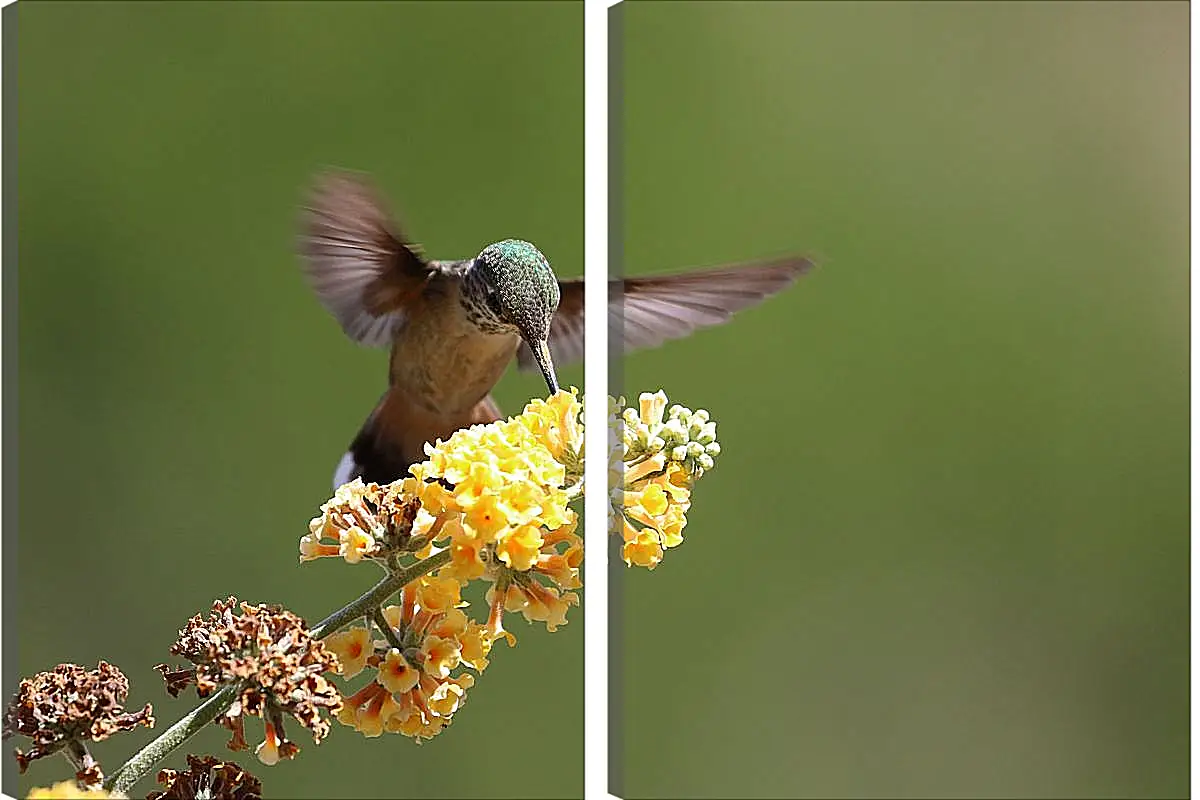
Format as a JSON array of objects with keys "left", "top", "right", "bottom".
[
  {"left": 516, "top": 256, "right": 813, "bottom": 371},
  {"left": 300, "top": 170, "right": 459, "bottom": 347}
]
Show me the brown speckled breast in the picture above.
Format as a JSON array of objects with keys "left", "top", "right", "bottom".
[{"left": 387, "top": 281, "right": 520, "bottom": 415}]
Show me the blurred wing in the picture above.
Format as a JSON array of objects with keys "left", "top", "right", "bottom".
[
  {"left": 518, "top": 256, "right": 813, "bottom": 370},
  {"left": 300, "top": 170, "right": 437, "bottom": 347}
]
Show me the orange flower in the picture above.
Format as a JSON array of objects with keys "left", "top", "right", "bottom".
[
  {"left": 324, "top": 627, "right": 371, "bottom": 679},
  {"left": 333, "top": 578, "right": 491, "bottom": 742},
  {"left": 611, "top": 391, "right": 717, "bottom": 568}
]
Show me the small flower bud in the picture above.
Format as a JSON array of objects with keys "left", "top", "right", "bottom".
[
  {"left": 638, "top": 391, "right": 668, "bottom": 426},
  {"left": 661, "top": 418, "right": 687, "bottom": 445}
]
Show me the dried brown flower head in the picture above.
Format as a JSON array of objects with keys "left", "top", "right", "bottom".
[
  {"left": 154, "top": 598, "right": 342, "bottom": 764},
  {"left": 147, "top": 754, "right": 262, "bottom": 800},
  {"left": 75, "top": 761, "right": 106, "bottom": 790},
  {"left": 2, "top": 661, "right": 154, "bottom": 774}
]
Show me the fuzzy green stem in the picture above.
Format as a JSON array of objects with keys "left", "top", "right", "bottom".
[
  {"left": 105, "top": 682, "right": 241, "bottom": 794},
  {"left": 103, "top": 548, "right": 453, "bottom": 794},
  {"left": 310, "top": 549, "right": 451, "bottom": 638},
  {"left": 372, "top": 607, "right": 407, "bottom": 651}
]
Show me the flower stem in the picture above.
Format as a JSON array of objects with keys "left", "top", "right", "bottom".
[
  {"left": 103, "top": 548, "right": 452, "bottom": 794},
  {"left": 372, "top": 607, "right": 406, "bottom": 651},
  {"left": 63, "top": 739, "right": 100, "bottom": 788},
  {"left": 104, "top": 682, "right": 240, "bottom": 794},
  {"left": 63, "top": 739, "right": 91, "bottom": 772},
  {"left": 311, "top": 549, "right": 451, "bottom": 638}
]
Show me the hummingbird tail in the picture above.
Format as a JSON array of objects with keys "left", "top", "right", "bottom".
[{"left": 332, "top": 450, "right": 361, "bottom": 489}]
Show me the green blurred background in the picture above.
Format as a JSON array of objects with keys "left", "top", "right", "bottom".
[
  {"left": 15, "top": 2, "right": 581, "bottom": 798},
  {"left": 618, "top": 2, "right": 1187, "bottom": 798}
]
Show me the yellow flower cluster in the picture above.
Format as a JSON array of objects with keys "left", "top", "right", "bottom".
[
  {"left": 26, "top": 784, "right": 118, "bottom": 799},
  {"left": 301, "top": 386, "right": 715, "bottom": 743},
  {"left": 611, "top": 391, "right": 720, "bottom": 569},
  {"left": 326, "top": 576, "right": 491, "bottom": 742},
  {"left": 401, "top": 390, "right": 585, "bottom": 641},
  {"left": 482, "top": 514, "right": 582, "bottom": 644}
]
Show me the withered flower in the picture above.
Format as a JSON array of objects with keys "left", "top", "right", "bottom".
[
  {"left": 2, "top": 661, "right": 154, "bottom": 775},
  {"left": 154, "top": 598, "right": 342, "bottom": 764},
  {"left": 147, "top": 754, "right": 262, "bottom": 800}
]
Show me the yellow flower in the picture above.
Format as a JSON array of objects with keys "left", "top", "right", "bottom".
[
  {"left": 639, "top": 389, "right": 668, "bottom": 427},
  {"left": 536, "top": 523, "right": 584, "bottom": 590},
  {"left": 454, "top": 460, "right": 508, "bottom": 510},
  {"left": 420, "top": 635, "right": 461, "bottom": 679},
  {"left": 479, "top": 506, "right": 582, "bottom": 635},
  {"left": 339, "top": 525, "right": 375, "bottom": 564},
  {"left": 415, "top": 408, "right": 573, "bottom": 571},
  {"left": 415, "top": 575, "right": 463, "bottom": 614},
  {"left": 495, "top": 580, "right": 577, "bottom": 632},
  {"left": 402, "top": 475, "right": 455, "bottom": 515},
  {"left": 444, "top": 531, "right": 487, "bottom": 582},
  {"left": 384, "top": 685, "right": 450, "bottom": 743},
  {"left": 610, "top": 391, "right": 718, "bottom": 568},
  {"left": 495, "top": 524, "right": 544, "bottom": 571},
  {"left": 298, "top": 534, "right": 339, "bottom": 561},
  {"left": 300, "top": 479, "right": 386, "bottom": 564},
  {"left": 333, "top": 574, "right": 492, "bottom": 743},
  {"left": 658, "top": 503, "right": 688, "bottom": 548},
  {"left": 623, "top": 451, "right": 667, "bottom": 486},
  {"left": 377, "top": 649, "right": 420, "bottom": 695},
  {"left": 27, "top": 783, "right": 117, "bottom": 799},
  {"left": 637, "top": 482, "right": 669, "bottom": 516},
  {"left": 337, "top": 682, "right": 399, "bottom": 739},
  {"left": 430, "top": 608, "right": 468, "bottom": 639},
  {"left": 621, "top": 525, "right": 664, "bottom": 570},
  {"left": 652, "top": 463, "right": 693, "bottom": 504},
  {"left": 484, "top": 589, "right": 517, "bottom": 647},
  {"left": 324, "top": 627, "right": 371, "bottom": 679},
  {"left": 518, "top": 389, "right": 585, "bottom": 467},
  {"left": 427, "top": 674, "right": 474, "bottom": 717},
  {"left": 457, "top": 622, "right": 492, "bottom": 672},
  {"left": 462, "top": 493, "right": 511, "bottom": 541}
]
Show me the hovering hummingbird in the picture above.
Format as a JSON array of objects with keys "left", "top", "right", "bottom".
[{"left": 300, "top": 170, "right": 812, "bottom": 488}]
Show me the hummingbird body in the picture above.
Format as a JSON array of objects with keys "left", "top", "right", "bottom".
[
  {"left": 386, "top": 278, "right": 520, "bottom": 416},
  {"left": 370, "top": 310, "right": 518, "bottom": 472},
  {"left": 301, "top": 170, "right": 813, "bottom": 488}
]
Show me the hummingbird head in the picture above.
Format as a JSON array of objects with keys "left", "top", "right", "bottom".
[{"left": 467, "top": 239, "right": 561, "bottom": 394}]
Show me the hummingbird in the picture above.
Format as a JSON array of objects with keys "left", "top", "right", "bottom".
[{"left": 300, "top": 170, "right": 813, "bottom": 489}]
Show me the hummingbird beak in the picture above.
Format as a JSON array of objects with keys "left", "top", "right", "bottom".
[{"left": 529, "top": 339, "right": 559, "bottom": 395}]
